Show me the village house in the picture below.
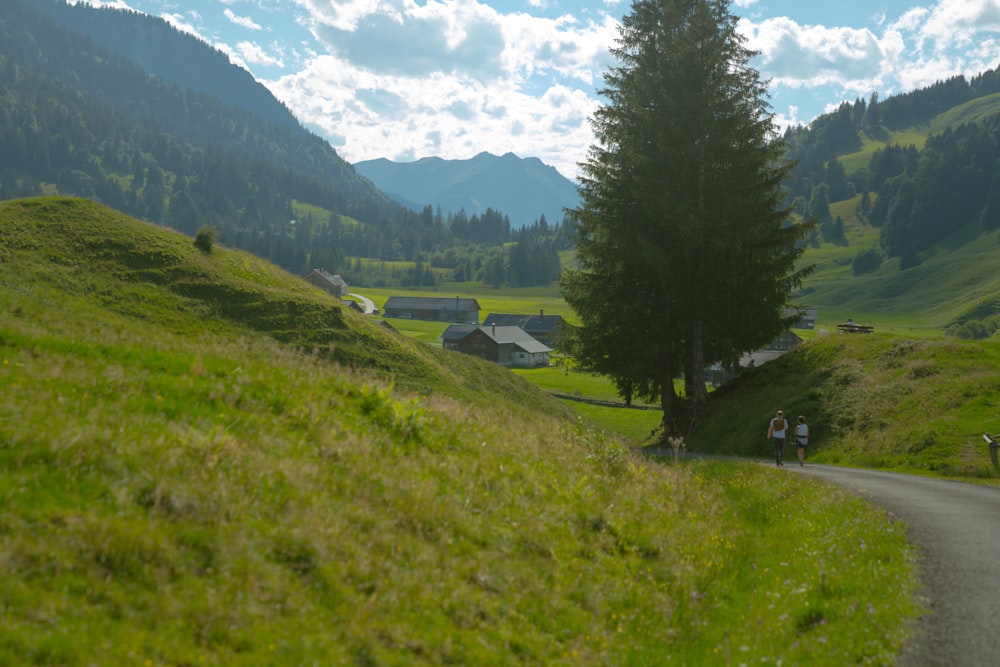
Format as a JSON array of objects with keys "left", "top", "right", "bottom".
[
  {"left": 441, "top": 324, "right": 479, "bottom": 350},
  {"left": 787, "top": 306, "right": 817, "bottom": 329},
  {"left": 304, "top": 268, "right": 348, "bottom": 297},
  {"left": 382, "top": 296, "right": 481, "bottom": 324},
  {"left": 481, "top": 311, "right": 566, "bottom": 348},
  {"left": 452, "top": 324, "right": 551, "bottom": 367}
]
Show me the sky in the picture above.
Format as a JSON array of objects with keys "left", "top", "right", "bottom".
[{"left": 72, "top": 0, "right": 1000, "bottom": 179}]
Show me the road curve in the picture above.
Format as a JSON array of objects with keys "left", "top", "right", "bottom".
[
  {"left": 346, "top": 292, "right": 377, "bottom": 314},
  {"left": 792, "top": 464, "right": 1000, "bottom": 666}
]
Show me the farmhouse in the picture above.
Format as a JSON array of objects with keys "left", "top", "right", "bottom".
[
  {"left": 441, "top": 324, "right": 478, "bottom": 350},
  {"left": 382, "top": 296, "right": 481, "bottom": 324},
  {"left": 482, "top": 311, "right": 565, "bottom": 347},
  {"left": 454, "top": 324, "right": 552, "bottom": 367},
  {"left": 304, "top": 268, "right": 348, "bottom": 297},
  {"left": 787, "top": 306, "right": 818, "bottom": 329}
]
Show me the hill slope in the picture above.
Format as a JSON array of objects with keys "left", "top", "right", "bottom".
[
  {"left": 31, "top": 0, "right": 303, "bottom": 133},
  {"left": 692, "top": 332, "right": 1000, "bottom": 478},
  {"left": 789, "top": 87, "right": 1000, "bottom": 335},
  {"left": 0, "top": 197, "right": 920, "bottom": 665},
  {"left": 0, "top": 0, "right": 418, "bottom": 276}
]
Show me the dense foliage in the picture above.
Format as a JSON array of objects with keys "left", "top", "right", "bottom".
[{"left": 562, "top": 0, "right": 812, "bottom": 436}]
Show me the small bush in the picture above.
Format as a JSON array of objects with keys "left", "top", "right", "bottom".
[{"left": 194, "top": 226, "right": 216, "bottom": 254}]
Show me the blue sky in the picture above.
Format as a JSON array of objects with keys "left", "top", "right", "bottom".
[{"left": 74, "top": 1, "right": 1000, "bottom": 178}]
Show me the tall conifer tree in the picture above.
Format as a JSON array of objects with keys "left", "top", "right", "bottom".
[{"left": 562, "top": 0, "right": 813, "bottom": 436}]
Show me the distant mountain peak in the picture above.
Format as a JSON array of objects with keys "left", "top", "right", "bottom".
[{"left": 354, "top": 153, "right": 579, "bottom": 227}]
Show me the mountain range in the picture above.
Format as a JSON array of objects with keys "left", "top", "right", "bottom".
[{"left": 354, "top": 152, "right": 580, "bottom": 227}]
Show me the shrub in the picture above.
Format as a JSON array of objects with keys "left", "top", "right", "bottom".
[{"left": 194, "top": 226, "right": 216, "bottom": 254}]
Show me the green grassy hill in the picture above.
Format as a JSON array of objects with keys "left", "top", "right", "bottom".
[
  {"left": 798, "top": 98, "right": 1000, "bottom": 334},
  {"left": 839, "top": 92, "right": 1000, "bottom": 173},
  {"left": 796, "top": 209, "right": 1000, "bottom": 335},
  {"left": 0, "top": 197, "right": 920, "bottom": 665},
  {"left": 691, "top": 333, "right": 1000, "bottom": 478}
]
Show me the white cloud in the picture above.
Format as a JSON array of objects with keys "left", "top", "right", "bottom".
[
  {"left": 224, "top": 8, "right": 263, "bottom": 31},
  {"left": 159, "top": 12, "right": 208, "bottom": 40},
  {"left": 261, "top": 0, "right": 617, "bottom": 176},
  {"left": 235, "top": 41, "right": 284, "bottom": 68},
  {"left": 919, "top": 0, "right": 1000, "bottom": 50},
  {"left": 740, "top": 1, "right": 1000, "bottom": 130},
  {"left": 67, "top": 0, "right": 133, "bottom": 8},
  {"left": 741, "top": 17, "right": 886, "bottom": 90}
]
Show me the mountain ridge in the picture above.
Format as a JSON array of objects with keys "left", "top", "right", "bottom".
[
  {"left": 355, "top": 151, "right": 581, "bottom": 228},
  {"left": 31, "top": 0, "right": 304, "bottom": 133}
]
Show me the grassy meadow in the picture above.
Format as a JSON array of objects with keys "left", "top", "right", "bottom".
[{"left": 0, "top": 197, "right": 923, "bottom": 665}]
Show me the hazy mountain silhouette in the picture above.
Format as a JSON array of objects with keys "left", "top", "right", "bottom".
[{"left": 355, "top": 152, "right": 581, "bottom": 228}]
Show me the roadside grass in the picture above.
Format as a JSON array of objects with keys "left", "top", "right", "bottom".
[
  {"left": 691, "top": 333, "right": 1000, "bottom": 480},
  {"left": 565, "top": 401, "right": 663, "bottom": 444},
  {"left": 510, "top": 364, "right": 651, "bottom": 404},
  {"left": 0, "top": 196, "right": 923, "bottom": 664}
]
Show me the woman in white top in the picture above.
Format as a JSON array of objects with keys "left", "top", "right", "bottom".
[{"left": 794, "top": 415, "right": 809, "bottom": 466}]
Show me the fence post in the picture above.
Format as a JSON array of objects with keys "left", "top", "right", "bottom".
[{"left": 982, "top": 434, "right": 999, "bottom": 472}]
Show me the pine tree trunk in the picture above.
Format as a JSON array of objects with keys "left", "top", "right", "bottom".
[
  {"left": 688, "top": 320, "right": 708, "bottom": 433},
  {"left": 659, "top": 363, "right": 677, "bottom": 439}
]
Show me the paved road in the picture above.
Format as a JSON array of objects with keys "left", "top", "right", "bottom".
[
  {"left": 346, "top": 292, "right": 377, "bottom": 314},
  {"left": 792, "top": 464, "right": 1000, "bottom": 666}
]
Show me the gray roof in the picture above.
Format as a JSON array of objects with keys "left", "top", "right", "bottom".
[
  {"left": 483, "top": 312, "right": 563, "bottom": 334},
  {"left": 308, "top": 268, "right": 347, "bottom": 288},
  {"left": 383, "top": 296, "right": 481, "bottom": 311},
  {"left": 441, "top": 324, "right": 478, "bottom": 342},
  {"left": 478, "top": 325, "right": 551, "bottom": 353}
]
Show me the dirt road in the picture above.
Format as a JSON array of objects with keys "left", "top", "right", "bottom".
[{"left": 793, "top": 465, "right": 1000, "bottom": 666}]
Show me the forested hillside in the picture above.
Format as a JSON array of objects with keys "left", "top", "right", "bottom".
[
  {"left": 31, "top": 0, "right": 304, "bottom": 133},
  {"left": 784, "top": 69, "right": 1000, "bottom": 271},
  {"left": 0, "top": 0, "right": 566, "bottom": 289}
]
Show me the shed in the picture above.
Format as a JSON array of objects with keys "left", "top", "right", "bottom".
[
  {"left": 441, "top": 324, "right": 478, "bottom": 350},
  {"left": 304, "top": 269, "right": 348, "bottom": 297},
  {"left": 382, "top": 296, "right": 481, "bottom": 324}
]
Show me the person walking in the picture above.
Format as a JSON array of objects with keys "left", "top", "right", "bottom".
[
  {"left": 794, "top": 415, "right": 809, "bottom": 466},
  {"left": 767, "top": 410, "right": 787, "bottom": 466}
]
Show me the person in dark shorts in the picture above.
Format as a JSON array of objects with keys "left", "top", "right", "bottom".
[
  {"left": 794, "top": 415, "right": 809, "bottom": 466},
  {"left": 767, "top": 410, "right": 787, "bottom": 466}
]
